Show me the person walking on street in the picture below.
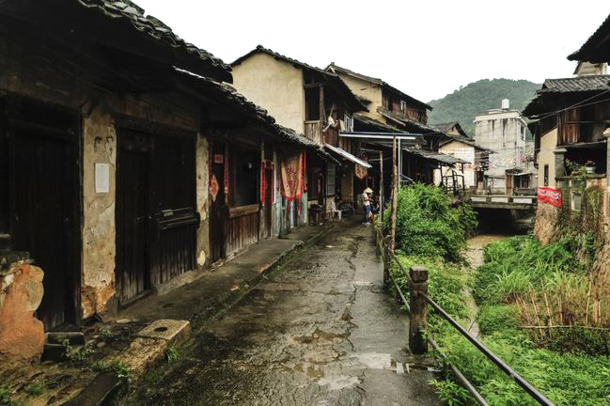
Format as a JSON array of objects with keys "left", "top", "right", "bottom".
[{"left": 362, "top": 187, "right": 373, "bottom": 225}]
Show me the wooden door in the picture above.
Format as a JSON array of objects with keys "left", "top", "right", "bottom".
[
  {"left": 116, "top": 136, "right": 151, "bottom": 304},
  {"left": 10, "top": 129, "right": 80, "bottom": 330},
  {"left": 210, "top": 141, "right": 226, "bottom": 263},
  {"left": 264, "top": 166, "right": 273, "bottom": 238},
  {"left": 506, "top": 175, "right": 513, "bottom": 196}
]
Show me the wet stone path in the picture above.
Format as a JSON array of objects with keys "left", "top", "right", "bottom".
[{"left": 131, "top": 222, "right": 440, "bottom": 405}]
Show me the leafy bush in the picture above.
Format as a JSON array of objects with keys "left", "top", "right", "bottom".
[
  {"left": 384, "top": 184, "right": 477, "bottom": 262},
  {"left": 477, "top": 304, "right": 519, "bottom": 335}
]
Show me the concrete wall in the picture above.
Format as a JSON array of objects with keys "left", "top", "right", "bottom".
[
  {"left": 474, "top": 111, "right": 527, "bottom": 181},
  {"left": 232, "top": 53, "right": 305, "bottom": 133},
  {"left": 537, "top": 128, "right": 558, "bottom": 188}
]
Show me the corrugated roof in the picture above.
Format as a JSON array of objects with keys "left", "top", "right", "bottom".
[
  {"left": 232, "top": 46, "right": 367, "bottom": 113},
  {"left": 568, "top": 14, "right": 610, "bottom": 63},
  {"left": 77, "top": 0, "right": 231, "bottom": 82}
]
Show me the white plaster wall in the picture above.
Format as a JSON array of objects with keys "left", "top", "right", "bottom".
[
  {"left": 439, "top": 141, "right": 477, "bottom": 188},
  {"left": 538, "top": 128, "right": 558, "bottom": 188},
  {"left": 232, "top": 53, "right": 305, "bottom": 133}
]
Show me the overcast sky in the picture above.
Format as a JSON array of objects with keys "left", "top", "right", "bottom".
[{"left": 134, "top": 0, "right": 608, "bottom": 102}]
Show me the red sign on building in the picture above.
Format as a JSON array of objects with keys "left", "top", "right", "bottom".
[{"left": 537, "top": 187, "right": 562, "bottom": 208}]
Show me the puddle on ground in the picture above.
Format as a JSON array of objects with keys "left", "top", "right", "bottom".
[{"left": 288, "top": 351, "right": 408, "bottom": 390}]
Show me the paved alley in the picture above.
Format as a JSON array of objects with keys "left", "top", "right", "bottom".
[{"left": 130, "top": 222, "right": 440, "bottom": 405}]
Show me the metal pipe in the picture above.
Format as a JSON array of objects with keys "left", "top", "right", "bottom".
[
  {"left": 428, "top": 337, "right": 489, "bottom": 406},
  {"left": 377, "top": 229, "right": 486, "bottom": 405},
  {"left": 423, "top": 293, "right": 554, "bottom": 406},
  {"left": 385, "top": 249, "right": 553, "bottom": 406}
]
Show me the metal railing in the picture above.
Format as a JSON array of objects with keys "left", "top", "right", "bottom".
[{"left": 375, "top": 227, "right": 554, "bottom": 406}]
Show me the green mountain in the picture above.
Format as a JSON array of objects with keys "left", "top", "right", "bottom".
[{"left": 428, "top": 79, "right": 541, "bottom": 136}]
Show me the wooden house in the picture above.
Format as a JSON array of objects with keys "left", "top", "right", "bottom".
[
  {"left": 0, "top": 0, "right": 315, "bottom": 340},
  {"left": 327, "top": 64, "right": 466, "bottom": 193},
  {"left": 524, "top": 76, "right": 610, "bottom": 209},
  {"left": 432, "top": 122, "right": 492, "bottom": 193},
  {"left": 231, "top": 46, "right": 368, "bottom": 223}
]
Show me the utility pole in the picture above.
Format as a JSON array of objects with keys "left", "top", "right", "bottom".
[{"left": 390, "top": 136, "right": 398, "bottom": 252}]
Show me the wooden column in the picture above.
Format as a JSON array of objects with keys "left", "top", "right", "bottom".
[
  {"left": 389, "top": 136, "right": 398, "bottom": 252},
  {"left": 379, "top": 150, "right": 384, "bottom": 223},
  {"left": 409, "top": 265, "right": 429, "bottom": 354}
]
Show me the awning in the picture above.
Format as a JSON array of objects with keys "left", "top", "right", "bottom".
[
  {"left": 404, "top": 147, "right": 470, "bottom": 165},
  {"left": 324, "top": 144, "right": 372, "bottom": 168}
]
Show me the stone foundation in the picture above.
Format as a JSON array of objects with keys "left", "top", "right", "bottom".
[
  {"left": 0, "top": 260, "right": 45, "bottom": 362},
  {"left": 533, "top": 203, "right": 561, "bottom": 245}
]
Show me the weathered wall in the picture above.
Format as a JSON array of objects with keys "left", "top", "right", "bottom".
[
  {"left": 0, "top": 261, "right": 44, "bottom": 362},
  {"left": 232, "top": 53, "right": 305, "bottom": 133},
  {"left": 338, "top": 74, "right": 383, "bottom": 121},
  {"left": 196, "top": 134, "right": 210, "bottom": 269},
  {"left": 439, "top": 141, "right": 477, "bottom": 188},
  {"left": 474, "top": 111, "right": 527, "bottom": 181},
  {"left": 81, "top": 105, "right": 117, "bottom": 317},
  {"left": 1, "top": 32, "right": 207, "bottom": 318},
  {"left": 538, "top": 128, "right": 558, "bottom": 188}
]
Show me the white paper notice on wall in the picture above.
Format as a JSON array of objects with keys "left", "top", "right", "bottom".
[{"left": 95, "top": 163, "right": 110, "bottom": 194}]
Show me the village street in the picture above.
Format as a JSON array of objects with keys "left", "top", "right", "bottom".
[{"left": 129, "top": 221, "right": 440, "bottom": 405}]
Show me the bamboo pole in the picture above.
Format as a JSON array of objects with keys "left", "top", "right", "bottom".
[{"left": 389, "top": 136, "right": 398, "bottom": 252}]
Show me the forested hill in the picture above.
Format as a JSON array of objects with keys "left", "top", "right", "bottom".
[{"left": 428, "top": 79, "right": 541, "bottom": 136}]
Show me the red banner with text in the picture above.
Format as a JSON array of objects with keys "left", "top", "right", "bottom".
[
  {"left": 537, "top": 187, "right": 562, "bottom": 208},
  {"left": 280, "top": 152, "right": 304, "bottom": 201}
]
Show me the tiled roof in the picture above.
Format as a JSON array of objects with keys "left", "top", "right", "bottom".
[
  {"left": 173, "top": 68, "right": 320, "bottom": 149},
  {"left": 353, "top": 114, "right": 405, "bottom": 133},
  {"left": 377, "top": 107, "right": 439, "bottom": 134},
  {"left": 232, "top": 46, "right": 367, "bottom": 112},
  {"left": 404, "top": 147, "right": 469, "bottom": 165},
  {"left": 540, "top": 75, "right": 610, "bottom": 93},
  {"left": 568, "top": 14, "right": 610, "bottom": 63},
  {"left": 522, "top": 75, "right": 610, "bottom": 117},
  {"left": 77, "top": 0, "right": 231, "bottom": 82},
  {"left": 327, "top": 63, "right": 432, "bottom": 111},
  {"left": 430, "top": 122, "right": 469, "bottom": 137}
]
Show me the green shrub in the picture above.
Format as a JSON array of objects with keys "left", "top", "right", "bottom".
[
  {"left": 384, "top": 184, "right": 476, "bottom": 262},
  {"left": 477, "top": 304, "right": 519, "bottom": 335}
]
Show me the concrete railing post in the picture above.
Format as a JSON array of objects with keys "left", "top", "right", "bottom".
[{"left": 409, "top": 265, "right": 428, "bottom": 354}]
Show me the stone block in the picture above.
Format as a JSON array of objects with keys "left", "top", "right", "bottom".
[
  {"left": 0, "top": 262, "right": 45, "bottom": 361},
  {"left": 135, "top": 319, "right": 190, "bottom": 343}
]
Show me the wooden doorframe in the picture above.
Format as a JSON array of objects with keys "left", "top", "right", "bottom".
[{"left": 3, "top": 95, "right": 83, "bottom": 327}]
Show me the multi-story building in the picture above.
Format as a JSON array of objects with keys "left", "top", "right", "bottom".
[
  {"left": 231, "top": 46, "right": 369, "bottom": 220},
  {"left": 474, "top": 101, "right": 531, "bottom": 194}
]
